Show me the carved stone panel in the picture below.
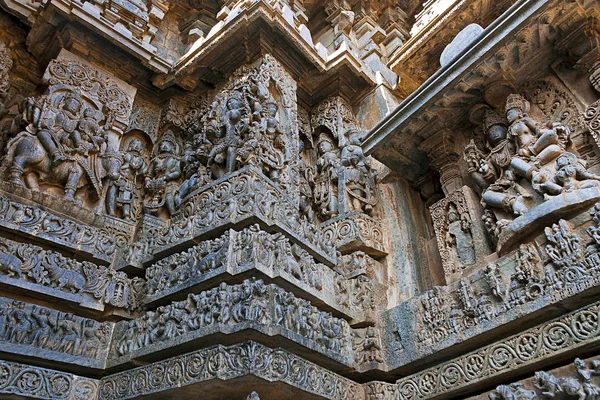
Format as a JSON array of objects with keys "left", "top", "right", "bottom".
[{"left": 430, "top": 185, "right": 491, "bottom": 283}]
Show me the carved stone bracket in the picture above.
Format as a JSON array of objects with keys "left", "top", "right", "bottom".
[{"left": 320, "top": 212, "right": 388, "bottom": 256}]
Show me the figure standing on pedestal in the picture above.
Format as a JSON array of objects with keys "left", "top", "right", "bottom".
[
  {"left": 314, "top": 135, "right": 340, "bottom": 219},
  {"left": 340, "top": 129, "right": 377, "bottom": 215},
  {"left": 107, "top": 138, "right": 146, "bottom": 219},
  {"left": 144, "top": 131, "right": 181, "bottom": 217}
]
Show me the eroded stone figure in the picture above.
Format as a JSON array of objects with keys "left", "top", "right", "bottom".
[
  {"left": 144, "top": 130, "right": 181, "bottom": 216},
  {"left": 445, "top": 204, "right": 475, "bottom": 269},
  {"left": 340, "top": 129, "right": 378, "bottom": 215},
  {"left": 107, "top": 138, "right": 146, "bottom": 219},
  {"left": 314, "top": 135, "right": 340, "bottom": 219}
]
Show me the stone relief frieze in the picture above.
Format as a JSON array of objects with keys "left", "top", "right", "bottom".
[
  {"left": 397, "top": 300, "right": 600, "bottom": 400},
  {"left": 0, "top": 193, "right": 117, "bottom": 262},
  {"left": 128, "top": 166, "right": 337, "bottom": 267},
  {"left": 43, "top": 56, "right": 134, "bottom": 129},
  {"left": 0, "top": 236, "right": 143, "bottom": 309},
  {"left": 488, "top": 357, "right": 600, "bottom": 400},
  {"left": 0, "top": 360, "right": 98, "bottom": 400},
  {"left": 0, "top": 297, "right": 112, "bottom": 364},
  {"left": 416, "top": 203, "right": 600, "bottom": 347},
  {"left": 100, "top": 341, "right": 364, "bottom": 400},
  {"left": 112, "top": 279, "right": 353, "bottom": 363}
]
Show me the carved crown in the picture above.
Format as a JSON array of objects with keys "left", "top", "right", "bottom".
[
  {"left": 504, "top": 94, "right": 530, "bottom": 114},
  {"left": 482, "top": 109, "right": 507, "bottom": 132}
]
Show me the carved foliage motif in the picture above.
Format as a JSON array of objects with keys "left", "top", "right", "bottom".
[
  {"left": 311, "top": 96, "right": 358, "bottom": 138},
  {"left": 0, "top": 360, "right": 98, "bottom": 400},
  {"left": 584, "top": 99, "right": 600, "bottom": 146},
  {"left": 100, "top": 341, "right": 363, "bottom": 400},
  {"left": 0, "top": 236, "right": 143, "bottom": 309},
  {"left": 0, "top": 40, "right": 12, "bottom": 115},
  {"left": 45, "top": 58, "right": 132, "bottom": 127},
  {"left": 0, "top": 194, "right": 117, "bottom": 261},
  {"left": 398, "top": 301, "right": 600, "bottom": 400},
  {"left": 0, "top": 298, "right": 112, "bottom": 361}
]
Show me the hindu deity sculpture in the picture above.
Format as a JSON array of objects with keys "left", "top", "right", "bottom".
[
  {"left": 339, "top": 129, "right": 378, "bottom": 215},
  {"left": 144, "top": 130, "right": 181, "bottom": 216}
]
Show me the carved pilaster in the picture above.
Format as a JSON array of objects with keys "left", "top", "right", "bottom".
[{"left": 419, "top": 131, "right": 463, "bottom": 195}]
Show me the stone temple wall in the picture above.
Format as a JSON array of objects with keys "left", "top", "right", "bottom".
[{"left": 0, "top": 0, "right": 598, "bottom": 399}]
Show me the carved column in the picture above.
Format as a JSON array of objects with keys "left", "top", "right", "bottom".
[{"left": 419, "top": 130, "right": 463, "bottom": 195}]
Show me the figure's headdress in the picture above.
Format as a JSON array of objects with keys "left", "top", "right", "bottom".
[
  {"left": 482, "top": 109, "right": 507, "bottom": 133},
  {"left": 157, "top": 130, "right": 178, "bottom": 154},
  {"left": 504, "top": 94, "right": 530, "bottom": 114}
]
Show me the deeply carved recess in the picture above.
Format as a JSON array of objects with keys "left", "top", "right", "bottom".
[
  {"left": 0, "top": 236, "right": 144, "bottom": 310},
  {"left": 487, "top": 357, "right": 600, "bottom": 400},
  {"left": 394, "top": 300, "right": 600, "bottom": 400},
  {"left": 0, "top": 360, "right": 99, "bottom": 400},
  {"left": 100, "top": 341, "right": 364, "bottom": 400},
  {"left": 463, "top": 93, "right": 600, "bottom": 253},
  {"left": 430, "top": 186, "right": 490, "bottom": 282},
  {"left": 110, "top": 278, "right": 354, "bottom": 366},
  {"left": 0, "top": 297, "right": 112, "bottom": 367}
]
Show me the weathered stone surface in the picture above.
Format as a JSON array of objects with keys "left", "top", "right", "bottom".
[
  {"left": 0, "top": 0, "right": 598, "bottom": 399},
  {"left": 440, "top": 23, "right": 484, "bottom": 68}
]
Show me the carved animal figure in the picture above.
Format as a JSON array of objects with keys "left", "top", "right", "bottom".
[
  {"left": 46, "top": 260, "right": 85, "bottom": 293},
  {"left": 534, "top": 370, "right": 585, "bottom": 399},
  {"left": 196, "top": 241, "right": 227, "bottom": 273},
  {"left": 0, "top": 251, "right": 22, "bottom": 278},
  {"left": 8, "top": 133, "right": 122, "bottom": 203}
]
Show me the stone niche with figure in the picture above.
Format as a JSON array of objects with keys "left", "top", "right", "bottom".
[{"left": 1, "top": 49, "right": 136, "bottom": 216}]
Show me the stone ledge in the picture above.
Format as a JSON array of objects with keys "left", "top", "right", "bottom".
[
  {"left": 100, "top": 341, "right": 364, "bottom": 400},
  {"left": 142, "top": 225, "right": 372, "bottom": 324},
  {"left": 0, "top": 296, "right": 112, "bottom": 371},
  {"left": 0, "top": 188, "right": 122, "bottom": 264},
  {"left": 0, "top": 359, "right": 99, "bottom": 400},
  {"left": 391, "top": 300, "right": 600, "bottom": 400},
  {"left": 133, "top": 167, "right": 337, "bottom": 269},
  {"left": 108, "top": 279, "right": 356, "bottom": 371}
]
